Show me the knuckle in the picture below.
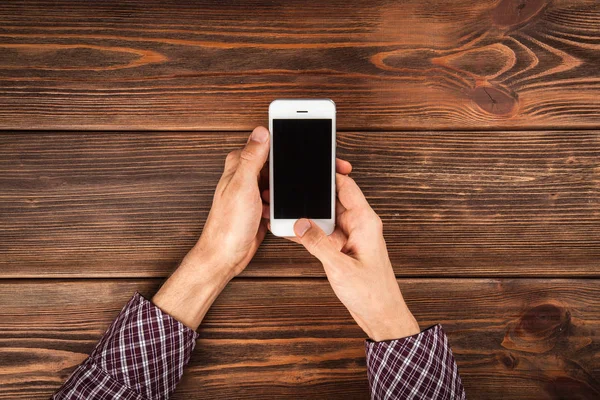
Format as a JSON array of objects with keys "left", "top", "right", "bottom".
[
  {"left": 225, "top": 150, "right": 239, "bottom": 165},
  {"left": 344, "top": 175, "right": 357, "bottom": 187},
  {"left": 306, "top": 232, "right": 326, "bottom": 254},
  {"left": 357, "top": 209, "right": 382, "bottom": 231},
  {"left": 239, "top": 148, "right": 256, "bottom": 163},
  {"left": 338, "top": 174, "right": 353, "bottom": 188},
  {"left": 357, "top": 208, "right": 372, "bottom": 222},
  {"left": 373, "top": 214, "right": 383, "bottom": 231}
]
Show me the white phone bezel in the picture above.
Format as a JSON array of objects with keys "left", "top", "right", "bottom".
[{"left": 269, "top": 99, "right": 336, "bottom": 237}]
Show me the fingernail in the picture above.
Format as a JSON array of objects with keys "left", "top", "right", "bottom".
[
  {"left": 251, "top": 128, "right": 268, "bottom": 143},
  {"left": 295, "top": 218, "right": 311, "bottom": 237}
]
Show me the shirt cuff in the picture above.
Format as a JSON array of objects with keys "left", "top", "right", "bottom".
[
  {"left": 54, "top": 292, "right": 199, "bottom": 400},
  {"left": 365, "top": 324, "right": 466, "bottom": 400}
]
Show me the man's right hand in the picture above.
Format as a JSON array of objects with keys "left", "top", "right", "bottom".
[{"left": 293, "top": 171, "right": 420, "bottom": 342}]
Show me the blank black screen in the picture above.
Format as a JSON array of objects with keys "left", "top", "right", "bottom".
[{"left": 273, "top": 119, "right": 332, "bottom": 219}]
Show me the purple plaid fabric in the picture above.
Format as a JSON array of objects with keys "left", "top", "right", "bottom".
[
  {"left": 54, "top": 294, "right": 463, "bottom": 399},
  {"left": 53, "top": 293, "right": 199, "bottom": 400},
  {"left": 365, "top": 324, "right": 466, "bottom": 399}
]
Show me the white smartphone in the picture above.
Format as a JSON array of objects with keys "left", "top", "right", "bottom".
[{"left": 269, "top": 99, "right": 336, "bottom": 237}]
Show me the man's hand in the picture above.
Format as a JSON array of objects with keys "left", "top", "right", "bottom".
[
  {"left": 152, "top": 126, "right": 270, "bottom": 329},
  {"left": 267, "top": 170, "right": 420, "bottom": 341},
  {"left": 194, "top": 126, "right": 271, "bottom": 278}
]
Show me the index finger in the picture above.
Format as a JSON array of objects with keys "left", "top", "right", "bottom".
[
  {"left": 336, "top": 173, "right": 371, "bottom": 211},
  {"left": 335, "top": 158, "right": 352, "bottom": 175}
]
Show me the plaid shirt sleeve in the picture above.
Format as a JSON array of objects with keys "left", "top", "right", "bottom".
[
  {"left": 365, "top": 324, "right": 466, "bottom": 400},
  {"left": 53, "top": 293, "right": 199, "bottom": 400}
]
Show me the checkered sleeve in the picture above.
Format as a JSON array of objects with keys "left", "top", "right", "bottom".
[
  {"left": 365, "top": 324, "right": 466, "bottom": 400},
  {"left": 53, "top": 293, "right": 199, "bottom": 400}
]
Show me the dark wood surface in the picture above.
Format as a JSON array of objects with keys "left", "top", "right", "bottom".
[
  {"left": 1, "top": 131, "right": 598, "bottom": 278},
  {"left": 0, "top": 279, "right": 598, "bottom": 399},
  {"left": 1, "top": 0, "right": 600, "bottom": 130},
  {"left": 1, "top": 0, "right": 600, "bottom": 398}
]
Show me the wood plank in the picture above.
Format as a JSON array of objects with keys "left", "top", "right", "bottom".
[
  {"left": 1, "top": 0, "right": 600, "bottom": 130},
  {"left": 0, "top": 279, "right": 598, "bottom": 399},
  {"left": 1, "top": 131, "right": 598, "bottom": 278}
]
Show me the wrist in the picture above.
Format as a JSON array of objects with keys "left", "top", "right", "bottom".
[
  {"left": 183, "top": 245, "right": 236, "bottom": 284},
  {"left": 152, "top": 250, "right": 233, "bottom": 330},
  {"left": 368, "top": 303, "right": 421, "bottom": 342},
  {"left": 191, "top": 239, "right": 247, "bottom": 280}
]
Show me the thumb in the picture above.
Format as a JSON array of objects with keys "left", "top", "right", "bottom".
[
  {"left": 236, "top": 126, "right": 270, "bottom": 178},
  {"left": 294, "top": 219, "right": 341, "bottom": 265}
]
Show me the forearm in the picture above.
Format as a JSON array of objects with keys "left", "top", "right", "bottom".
[
  {"left": 54, "top": 127, "right": 269, "bottom": 399},
  {"left": 54, "top": 247, "right": 233, "bottom": 399},
  {"left": 152, "top": 246, "right": 233, "bottom": 330}
]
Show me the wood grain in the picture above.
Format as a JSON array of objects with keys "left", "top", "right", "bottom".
[
  {"left": 1, "top": 0, "right": 600, "bottom": 130},
  {"left": 0, "top": 279, "right": 598, "bottom": 399},
  {"left": 1, "top": 131, "right": 598, "bottom": 278},
  {"left": 3, "top": 2, "right": 599, "bottom": 400}
]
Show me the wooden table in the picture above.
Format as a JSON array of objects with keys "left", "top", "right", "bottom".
[{"left": 1, "top": 1, "right": 599, "bottom": 398}]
